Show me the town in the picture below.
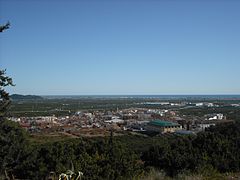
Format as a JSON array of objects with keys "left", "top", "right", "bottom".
[{"left": 9, "top": 98, "right": 237, "bottom": 138}]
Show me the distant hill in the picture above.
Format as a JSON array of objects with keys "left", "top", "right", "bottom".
[{"left": 10, "top": 94, "right": 43, "bottom": 100}]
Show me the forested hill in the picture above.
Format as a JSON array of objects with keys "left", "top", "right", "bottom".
[{"left": 10, "top": 94, "right": 43, "bottom": 100}]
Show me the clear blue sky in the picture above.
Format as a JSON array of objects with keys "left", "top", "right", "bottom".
[{"left": 0, "top": 0, "right": 240, "bottom": 95}]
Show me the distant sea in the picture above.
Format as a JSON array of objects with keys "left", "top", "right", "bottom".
[{"left": 43, "top": 95, "right": 240, "bottom": 100}]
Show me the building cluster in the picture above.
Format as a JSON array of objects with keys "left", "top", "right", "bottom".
[{"left": 9, "top": 101, "right": 233, "bottom": 137}]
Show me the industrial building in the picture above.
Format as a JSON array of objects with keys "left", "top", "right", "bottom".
[{"left": 146, "top": 119, "right": 182, "bottom": 133}]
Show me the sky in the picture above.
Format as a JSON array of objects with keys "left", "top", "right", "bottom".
[{"left": 0, "top": 0, "right": 240, "bottom": 95}]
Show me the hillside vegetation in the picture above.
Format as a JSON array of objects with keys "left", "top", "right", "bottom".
[
  {"left": 10, "top": 94, "right": 43, "bottom": 100},
  {"left": 1, "top": 119, "right": 240, "bottom": 179}
]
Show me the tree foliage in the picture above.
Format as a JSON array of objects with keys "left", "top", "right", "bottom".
[
  {"left": 0, "top": 22, "right": 10, "bottom": 33},
  {"left": 1, "top": 120, "right": 240, "bottom": 179},
  {"left": 0, "top": 22, "right": 14, "bottom": 118},
  {"left": 0, "top": 69, "right": 14, "bottom": 118},
  {"left": 142, "top": 122, "right": 240, "bottom": 177},
  {"left": 8, "top": 137, "right": 143, "bottom": 180},
  {"left": 0, "top": 119, "right": 29, "bottom": 179}
]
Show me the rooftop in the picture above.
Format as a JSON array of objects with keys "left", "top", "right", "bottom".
[{"left": 148, "top": 119, "right": 180, "bottom": 127}]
